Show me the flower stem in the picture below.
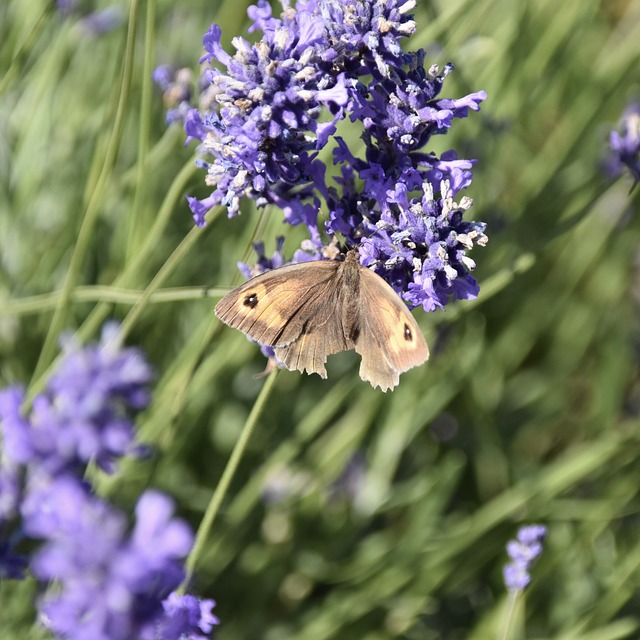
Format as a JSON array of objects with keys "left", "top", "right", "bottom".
[
  {"left": 498, "top": 590, "right": 519, "bottom": 640},
  {"left": 181, "top": 368, "right": 280, "bottom": 589}
]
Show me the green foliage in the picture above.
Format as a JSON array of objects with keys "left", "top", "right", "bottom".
[{"left": 1, "top": 0, "right": 640, "bottom": 638}]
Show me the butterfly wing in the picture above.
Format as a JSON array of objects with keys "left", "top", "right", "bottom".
[
  {"left": 355, "top": 266, "right": 429, "bottom": 391},
  {"left": 215, "top": 261, "right": 351, "bottom": 378}
]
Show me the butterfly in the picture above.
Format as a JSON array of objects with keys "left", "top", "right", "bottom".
[{"left": 214, "top": 249, "right": 429, "bottom": 391}]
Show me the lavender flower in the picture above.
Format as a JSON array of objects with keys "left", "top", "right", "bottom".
[
  {"left": 186, "top": 1, "right": 349, "bottom": 223},
  {"left": 186, "top": 0, "right": 417, "bottom": 223},
  {"left": 330, "top": 451, "right": 366, "bottom": 504},
  {"left": 238, "top": 236, "right": 288, "bottom": 279},
  {"left": 153, "top": 65, "right": 219, "bottom": 127},
  {"left": 608, "top": 102, "right": 640, "bottom": 183},
  {"left": 0, "top": 325, "right": 219, "bottom": 638},
  {"left": 186, "top": 0, "right": 487, "bottom": 313},
  {"left": 79, "top": 7, "right": 124, "bottom": 36},
  {"left": 1, "top": 324, "right": 152, "bottom": 475},
  {"left": 56, "top": 1, "right": 124, "bottom": 35},
  {"left": 503, "top": 524, "right": 547, "bottom": 592},
  {"left": 56, "top": 0, "right": 78, "bottom": 16},
  {"left": 154, "top": 65, "right": 192, "bottom": 126},
  {"left": 26, "top": 481, "right": 194, "bottom": 640},
  {"left": 157, "top": 592, "right": 220, "bottom": 640},
  {"left": 357, "top": 179, "right": 487, "bottom": 311}
]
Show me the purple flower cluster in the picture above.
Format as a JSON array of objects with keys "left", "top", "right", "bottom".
[
  {"left": 26, "top": 483, "right": 202, "bottom": 640},
  {"left": 153, "top": 65, "right": 219, "bottom": 127},
  {"left": 2, "top": 325, "right": 152, "bottom": 476},
  {"left": 184, "top": 0, "right": 488, "bottom": 313},
  {"left": 0, "top": 325, "right": 218, "bottom": 640},
  {"left": 503, "top": 524, "right": 547, "bottom": 592},
  {"left": 608, "top": 102, "right": 640, "bottom": 183}
]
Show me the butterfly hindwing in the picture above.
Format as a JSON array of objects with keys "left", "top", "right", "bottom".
[{"left": 355, "top": 266, "right": 429, "bottom": 391}]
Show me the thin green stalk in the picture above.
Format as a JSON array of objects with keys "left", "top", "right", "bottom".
[
  {"left": 181, "top": 368, "right": 280, "bottom": 590},
  {"left": 0, "top": 285, "right": 228, "bottom": 316},
  {"left": 25, "top": 159, "right": 198, "bottom": 403},
  {"left": 116, "top": 159, "right": 199, "bottom": 292},
  {"left": 498, "top": 591, "right": 519, "bottom": 640},
  {"left": 31, "top": 0, "right": 141, "bottom": 384},
  {"left": 118, "top": 207, "right": 222, "bottom": 341},
  {"left": 0, "top": 6, "right": 51, "bottom": 96},
  {"left": 126, "top": 0, "right": 156, "bottom": 261}
]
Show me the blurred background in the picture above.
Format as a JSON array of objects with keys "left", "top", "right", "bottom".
[{"left": 1, "top": 0, "right": 640, "bottom": 638}]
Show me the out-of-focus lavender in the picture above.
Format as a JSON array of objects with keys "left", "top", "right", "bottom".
[
  {"left": 153, "top": 65, "right": 220, "bottom": 127},
  {"left": 1, "top": 324, "right": 152, "bottom": 475},
  {"left": 503, "top": 524, "right": 547, "bottom": 592},
  {"left": 158, "top": 592, "right": 221, "bottom": 640},
  {"left": 180, "top": 0, "right": 488, "bottom": 314},
  {"left": 607, "top": 102, "right": 640, "bottom": 183},
  {"left": 0, "top": 325, "right": 219, "bottom": 639},
  {"left": 329, "top": 451, "right": 367, "bottom": 505},
  {"left": 27, "top": 482, "right": 196, "bottom": 640},
  {"left": 56, "top": 1, "right": 124, "bottom": 35}
]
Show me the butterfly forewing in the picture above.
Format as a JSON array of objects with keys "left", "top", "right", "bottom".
[
  {"left": 215, "top": 262, "right": 329, "bottom": 344},
  {"left": 215, "top": 261, "right": 351, "bottom": 378}
]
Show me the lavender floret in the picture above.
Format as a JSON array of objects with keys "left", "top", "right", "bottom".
[
  {"left": 503, "top": 524, "right": 547, "bottom": 592},
  {"left": 608, "top": 102, "right": 640, "bottom": 182},
  {"left": 157, "top": 592, "right": 220, "bottom": 640}
]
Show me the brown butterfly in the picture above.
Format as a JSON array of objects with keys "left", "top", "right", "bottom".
[{"left": 214, "top": 249, "right": 429, "bottom": 391}]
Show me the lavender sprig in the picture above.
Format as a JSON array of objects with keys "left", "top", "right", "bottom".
[
  {"left": 503, "top": 524, "right": 547, "bottom": 592},
  {"left": 608, "top": 102, "right": 640, "bottom": 183},
  {"left": 1, "top": 324, "right": 152, "bottom": 475},
  {"left": 55, "top": 1, "right": 124, "bottom": 36},
  {"left": 26, "top": 481, "right": 194, "bottom": 640},
  {"left": 0, "top": 325, "right": 219, "bottom": 639},
  {"left": 185, "top": 0, "right": 488, "bottom": 312}
]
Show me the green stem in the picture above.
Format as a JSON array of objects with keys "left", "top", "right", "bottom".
[
  {"left": 498, "top": 590, "right": 519, "bottom": 640},
  {"left": 181, "top": 368, "right": 280, "bottom": 590},
  {"left": 31, "top": 0, "right": 141, "bottom": 384},
  {"left": 118, "top": 207, "right": 221, "bottom": 342},
  {"left": 0, "top": 285, "right": 228, "bottom": 316},
  {"left": 126, "top": 0, "right": 156, "bottom": 261},
  {"left": 25, "top": 159, "right": 199, "bottom": 403},
  {"left": 0, "top": 6, "right": 51, "bottom": 96}
]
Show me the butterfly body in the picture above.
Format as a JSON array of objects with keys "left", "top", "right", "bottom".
[{"left": 215, "top": 250, "right": 429, "bottom": 391}]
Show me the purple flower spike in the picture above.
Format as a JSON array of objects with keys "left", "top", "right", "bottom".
[
  {"left": 2, "top": 323, "right": 154, "bottom": 476},
  {"left": 30, "top": 485, "right": 193, "bottom": 640},
  {"left": 0, "top": 325, "right": 218, "bottom": 638},
  {"left": 186, "top": 0, "right": 349, "bottom": 221},
  {"left": 157, "top": 592, "right": 220, "bottom": 640},
  {"left": 0, "top": 386, "right": 33, "bottom": 465},
  {"left": 503, "top": 524, "right": 547, "bottom": 592},
  {"left": 79, "top": 7, "right": 124, "bottom": 36},
  {"left": 608, "top": 102, "right": 640, "bottom": 183},
  {"left": 186, "top": 0, "right": 488, "bottom": 311}
]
